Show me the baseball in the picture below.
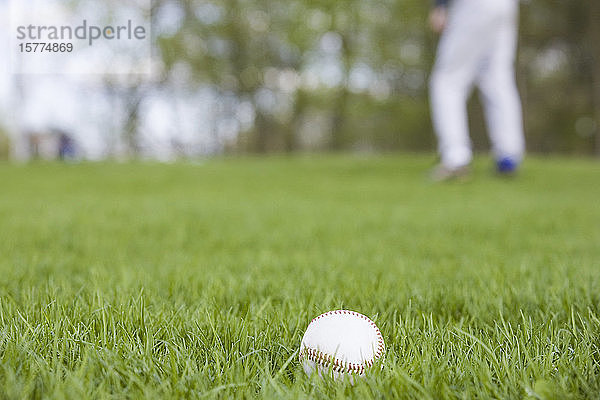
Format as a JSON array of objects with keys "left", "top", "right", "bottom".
[{"left": 299, "top": 310, "right": 385, "bottom": 380}]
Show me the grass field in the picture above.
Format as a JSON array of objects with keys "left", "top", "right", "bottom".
[{"left": 1, "top": 155, "right": 599, "bottom": 399}]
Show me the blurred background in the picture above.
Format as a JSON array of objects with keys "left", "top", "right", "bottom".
[{"left": 0, "top": 0, "right": 599, "bottom": 161}]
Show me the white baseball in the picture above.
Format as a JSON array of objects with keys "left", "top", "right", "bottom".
[{"left": 299, "top": 310, "right": 385, "bottom": 380}]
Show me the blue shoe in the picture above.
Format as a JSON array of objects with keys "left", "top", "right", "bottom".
[{"left": 496, "top": 157, "right": 519, "bottom": 175}]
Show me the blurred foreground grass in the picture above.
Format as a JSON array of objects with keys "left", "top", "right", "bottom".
[{"left": 1, "top": 155, "right": 599, "bottom": 398}]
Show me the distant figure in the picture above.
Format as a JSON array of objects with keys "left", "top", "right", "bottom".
[
  {"left": 27, "top": 133, "right": 42, "bottom": 160},
  {"left": 58, "top": 131, "right": 76, "bottom": 161},
  {"left": 429, "top": 0, "right": 525, "bottom": 180}
]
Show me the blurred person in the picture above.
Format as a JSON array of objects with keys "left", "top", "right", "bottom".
[
  {"left": 428, "top": 0, "right": 525, "bottom": 181},
  {"left": 58, "top": 131, "right": 76, "bottom": 161}
]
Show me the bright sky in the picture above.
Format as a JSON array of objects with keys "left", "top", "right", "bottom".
[{"left": 1, "top": 0, "right": 164, "bottom": 159}]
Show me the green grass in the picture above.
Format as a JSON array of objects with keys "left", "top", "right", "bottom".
[{"left": 1, "top": 155, "right": 599, "bottom": 399}]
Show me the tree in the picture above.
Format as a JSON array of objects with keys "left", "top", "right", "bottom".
[
  {"left": 134, "top": 0, "right": 600, "bottom": 156},
  {"left": 590, "top": 0, "right": 600, "bottom": 156}
]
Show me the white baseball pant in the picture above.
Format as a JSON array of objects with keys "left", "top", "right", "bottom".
[{"left": 430, "top": 0, "right": 525, "bottom": 168}]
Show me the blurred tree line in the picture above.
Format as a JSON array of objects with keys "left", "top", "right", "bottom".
[
  {"left": 148, "top": 0, "right": 600, "bottom": 156},
  {"left": 42, "top": 0, "right": 593, "bottom": 158},
  {"left": 152, "top": 0, "right": 437, "bottom": 154}
]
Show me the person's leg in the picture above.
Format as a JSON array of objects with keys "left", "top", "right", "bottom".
[
  {"left": 477, "top": 1, "right": 525, "bottom": 170},
  {"left": 430, "top": 64, "right": 472, "bottom": 170},
  {"left": 429, "top": 0, "right": 496, "bottom": 169}
]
